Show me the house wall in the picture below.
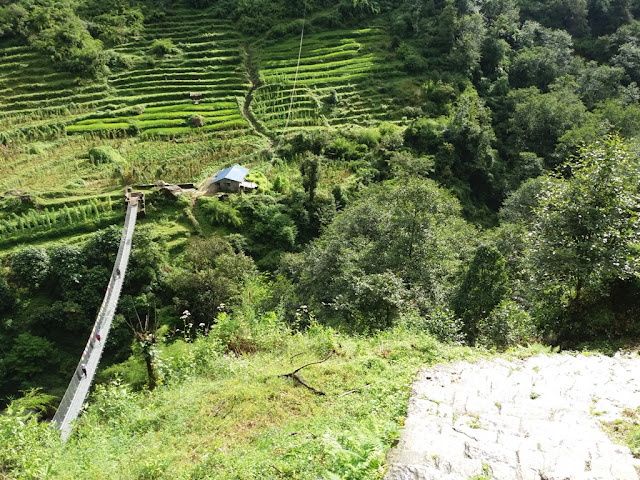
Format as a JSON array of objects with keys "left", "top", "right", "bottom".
[{"left": 213, "top": 179, "right": 241, "bottom": 193}]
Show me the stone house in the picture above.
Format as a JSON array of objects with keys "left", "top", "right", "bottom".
[{"left": 210, "top": 165, "right": 258, "bottom": 193}]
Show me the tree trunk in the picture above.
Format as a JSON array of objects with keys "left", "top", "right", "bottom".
[{"left": 144, "top": 350, "right": 157, "bottom": 390}]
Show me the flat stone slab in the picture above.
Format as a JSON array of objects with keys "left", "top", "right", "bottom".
[{"left": 386, "top": 353, "right": 640, "bottom": 480}]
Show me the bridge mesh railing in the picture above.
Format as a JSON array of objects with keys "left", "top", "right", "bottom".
[{"left": 52, "top": 201, "right": 138, "bottom": 439}]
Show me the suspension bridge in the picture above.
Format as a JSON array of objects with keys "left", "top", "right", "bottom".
[{"left": 52, "top": 189, "right": 144, "bottom": 441}]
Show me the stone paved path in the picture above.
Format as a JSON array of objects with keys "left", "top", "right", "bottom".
[{"left": 385, "top": 353, "right": 640, "bottom": 480}]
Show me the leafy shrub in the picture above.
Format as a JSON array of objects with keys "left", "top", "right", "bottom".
[
  {"left": 326, "top": 136, "right": 367, "bottom": 161},
  {"left": 412, "top": 308, "right": 465, "bottom": 343},
  {"left": 85, "top": 3, "right": 144, "bottom": 46},
  {"left": 88, "top": 146, "right": 124, "bottom": 166},
  {"left": 148, "top": 38, "right": 178, "bottom": 56},
  {"left": 323, "top": 419, "right": 389, "bottom": 480},
  {"left": 198, "top": 197, "right": 242, "bottom": 228},
  {"left": 210, "top": 311, "right": 289, "bottom": 355},
  {"left": 245, "top": 171, "right": 270, "bottom": 192},
  {"left": 404, "top": 54, "right": 428, "bottom": 73},
  {"left": 272, "top": 175, "right": 290, "bottom": 194},
  {"left": 477, "top": 300, "right": 535, "bottom": 349},
  {"left": 90, "top": 379, "right": 138, "bottom": 422},
  {"left": 0, "top": 274, "right": 15, "bottom": 314},
  {"left": 325, "top": 89, "right": 339, "bottom": 106},
  {"left": 281, "top": 130, "right": 334, "bottom": 158},
  {"left": 9, "top": 246, "right": 50, "bottom": 291},
  {"left": 28, "top": 144, "right": 44, "bottom": 155},
  {"left": 34, "top": 17, "right": 107, "bottom": 77},
  {"left": 265, "top": 19, "right": 305, "bottom": 40},
  {"left": 312, "top": 11, "right": 344, "bottom": 28},
  {"left": 188, "top": 115, "right": 205, "bottom": 127},
  {"left": 104, "top": 50, "right": 134, "bottom": 71},
  {"left": 453, "top": 245, "right": 511, "bottom": 342},
  {"left": 355, "top": 127, "right": 381, "bottom": 147},
  {"left": 0, "top": 390, "right": 57, "bottom": 479}
]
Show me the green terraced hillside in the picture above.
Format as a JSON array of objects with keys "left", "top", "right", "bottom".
[
  {"left": 0, "top": 8, "right": 251, "bottom": 138},
  {"left": 69, "top": 11, "right": 250, "bottom": 137},
  {"left": 0, "top": 193, "right": 124, "bottom": 251},
  {"left": 0, "top": 46, "right": 108, "bottom": 120},
  {"left": 251, "top": 27, "right": 405, "bottom": 136},
  {"left": 0, "top": 11, "right": 404, "bottom": 141},
  {"left": 0, "top": 5, "right": 411, "bottom": 246}
]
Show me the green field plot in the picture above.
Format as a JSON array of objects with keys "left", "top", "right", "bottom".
[
  {"left": 0, "top": 120, "right": 261, "bottom": 195},
  {"left": 0, "top": 195, "right": 124, "bottom": 249},
  {"left": 67, "top": 102, "right": 245, "bottom": 135},
  {"left": 252, "top": 27, "right": 404, "bottom": 135},
  {"left": 0, "top": 9, "right": 248, "bottom": 138},
  {"left": 0, "top": 51, "right": 108, "bottom": 121}
]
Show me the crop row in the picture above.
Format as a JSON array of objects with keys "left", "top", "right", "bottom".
[
  {"left": 0, "top": 212, "right": 124, "bottom": 249},
  {"left": 76, "top": 108, "right": 239, "bottom": 124},
  {"left": 262, "top": 46, "right": 372, "bottom": 68},
  {"left": 109, "top": 63, "right": 238, "bottom": 80},
  {"left": 111, "top": 76, "right": 245, "bottom": 90},
  {"left": 112, "top": 80, "right": 243, "bottom": 97},
  {"left": 68, "top": 111, "right": 246, "bottom": 135},
  {"left": 144, "top": 20, "right": 235, "bottom": 34},
  {"left": 0, "top": 197, "right": 117, "bottom": 236},
  {"left": 2, "top": 83, "right": 107, "bottom": 104},
  {"left": 109, "top": 71, "right": 243, "bottom": 86},
  {"left": 260, "top": 32, "right": 382, "bottom": 60},
  {"left": 2, "top": 92, "right": 109, "bottom": 114},
  {"left": 145, "top": 27, "right": 237, "bottom": 42},
  {"left": 140, "top": 118, "right": 248, "bottom": 136},
  {"left": 264, "top": 55, "right": 378, "bottom": 75}
]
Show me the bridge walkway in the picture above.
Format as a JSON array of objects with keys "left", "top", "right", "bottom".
[{"left": 52, "top": 198, "right": 139, "bottom": 441}]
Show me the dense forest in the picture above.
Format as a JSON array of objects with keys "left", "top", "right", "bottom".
[{"left": 1, "top": 0, "right": 640, "bottom": 476}]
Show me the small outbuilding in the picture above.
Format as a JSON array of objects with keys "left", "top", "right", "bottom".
[{"left": 210, "top": 165, "right": 258, "bottom": 193}]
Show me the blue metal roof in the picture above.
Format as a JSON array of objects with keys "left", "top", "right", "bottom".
[{"left": 212, "top": 165, "right": 249, "bottom": 183}]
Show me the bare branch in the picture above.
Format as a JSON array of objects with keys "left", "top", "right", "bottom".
[
  {"left": 290, "top": 350, "right": 334, "bottom": 375},
  {"left": 278, "top": 350, "right": 334, "bottom": 396}
]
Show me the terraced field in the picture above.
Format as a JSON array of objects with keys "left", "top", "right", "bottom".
[
  {"left": 0, "top": 47, "right": 108, "bottom": 119},
  {"left": 0, "top": 194, "right": 124, "bottom": 250},
  {"left": 0, "top": 11, "right": 404, "bottom": 143},
  {"left": 252, "top": 28, "right": 404, "bottom": 136},
  {"left": 0, "top": 8, "right": 250, "bottom": 138}
]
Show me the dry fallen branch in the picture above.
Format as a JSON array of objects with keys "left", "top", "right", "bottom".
[
  {"left": 289, "top": 351, "right": 304, "bottom": 363},
  {"left": 279, "top": 350, "right": 334, "bottom": 395}
]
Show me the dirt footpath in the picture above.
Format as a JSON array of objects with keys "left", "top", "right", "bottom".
[{"left": 385, "top": 353, "right": 640, "bottom": 480}]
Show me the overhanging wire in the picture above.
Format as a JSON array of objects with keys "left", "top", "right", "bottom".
[{"left": 274, "top": 2, "right": 307, "bottom": 155}]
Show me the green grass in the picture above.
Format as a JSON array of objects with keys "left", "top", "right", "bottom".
[
  {"left": 1, "top": 324, "right": 494, "bottom": 479},
  {"left": 602, "top": 407, "right": 640, "bottom": 458}
]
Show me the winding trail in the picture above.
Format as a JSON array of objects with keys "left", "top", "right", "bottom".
[
  {"left": 193, "top": 45, "right": 273, "bottom": 200},
  {"left": 242, "top": 45, "right": 274, "bottom": 149},
  {"left": 386, "top": 353, "right": 640, "bottom": 480}
]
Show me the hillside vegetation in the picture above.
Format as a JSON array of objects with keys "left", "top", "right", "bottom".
[
  {"left": 4, "top": 323, "right": 523, "bottom": 480},
  {"left": 2, "top": 0, "right": 640, "bottom": 477}
]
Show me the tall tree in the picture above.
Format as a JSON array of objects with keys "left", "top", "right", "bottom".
[
  {"left": 452, "top": 245, "right": 511, "bottom": 341},
  {"left": 296, "top": 179, "right": 476, "bottom": 329},
  {"left": 528, "top": 136, "right": 640, "bottom": 318}
]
